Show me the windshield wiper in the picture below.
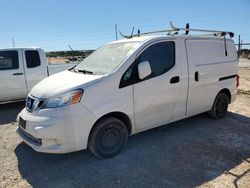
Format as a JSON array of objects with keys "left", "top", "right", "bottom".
[
  {"left": 77, "top": 69, "right": 94, "bottom": 75},
  {"left": 69, "top": 65, "right": 77, "bottom": 72}
]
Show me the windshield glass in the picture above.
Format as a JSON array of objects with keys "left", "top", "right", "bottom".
[{"left": 74, "top": 42, "right": 140, "bottom": 75}]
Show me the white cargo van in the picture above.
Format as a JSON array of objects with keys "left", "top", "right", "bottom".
[{"left": 16, "top": 24, "right": 238, "bottom": 158}]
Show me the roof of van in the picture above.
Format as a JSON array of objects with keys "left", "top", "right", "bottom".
[{"left": 109, "top": 35, "right": 234, "bottom": 44}]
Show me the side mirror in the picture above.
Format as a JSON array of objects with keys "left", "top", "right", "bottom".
[{"left": 138, "top": 61, "right": 152, "bottom": 80}]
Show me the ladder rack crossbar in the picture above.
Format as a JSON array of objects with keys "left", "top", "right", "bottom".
[{"left": 119, "top": 21, "right": 234, "bottom": 39}]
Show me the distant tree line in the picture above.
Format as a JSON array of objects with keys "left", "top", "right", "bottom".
[
  {"left": 239, "top": 49, "right": 250, "bottom": 59},
  {"left": 46, "top": 50, "right": 94, "bottom": 58}
]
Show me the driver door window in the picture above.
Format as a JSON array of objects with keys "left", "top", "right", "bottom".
[
  {"left": 138, "top": 41, "right": 175, "bottom": 80},
  {"left": 119, "top": 41, "right": 175, "bottom": 88}
]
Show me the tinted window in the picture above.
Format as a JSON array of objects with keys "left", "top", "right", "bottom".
[
  {"left": 138, "top": 41, "right": 175, "bottom": 79},
  {"left": 25, "top": 50, "right": 41, "bottom": 68},
  {"left": 119, "top": 41, "right": 175, "bottom": 88},
  {"left": 120, "top": 66, "right": 134, "bottom": 88},
  {"left": 0, "top": 51, "right": 19, "bottom": 70}
]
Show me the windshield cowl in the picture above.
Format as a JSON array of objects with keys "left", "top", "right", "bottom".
[{"left": 71, "top": 68, "right": 94, "bottom": 75}]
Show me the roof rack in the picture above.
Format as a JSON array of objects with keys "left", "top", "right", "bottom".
[{"left": 119, "top": 21, "right": 234, "bottom": 39}]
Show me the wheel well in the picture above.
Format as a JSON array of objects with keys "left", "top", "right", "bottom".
[
  {"left": 92, "top": 112, "right": 132, "bottom": 135},
  {"left": 218, "top": 88, "right": 231, "bottom": 103}
]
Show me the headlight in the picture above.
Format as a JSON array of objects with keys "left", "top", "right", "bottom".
[{"left": 43, "top": 89, "right": 83, "bottom": 108}]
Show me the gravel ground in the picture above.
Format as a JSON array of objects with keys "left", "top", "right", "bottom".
[{"left": 0, "top": 60, "right": 250, "bottom": 188}]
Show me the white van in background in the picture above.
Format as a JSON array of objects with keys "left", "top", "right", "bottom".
[
  {"left": 16, "top": 32, "right": 238, "bottom": 158},
  {"left": 0, "top": 48, "right": 76, "bottom": 103}
]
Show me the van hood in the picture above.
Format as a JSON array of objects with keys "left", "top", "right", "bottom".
[{"left": 30, "top": 70, "right": 103, "bottom": 99}]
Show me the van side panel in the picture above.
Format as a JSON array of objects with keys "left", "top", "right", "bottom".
[{"left": 186, "top": 38, "right": 237, "bottom": 117}]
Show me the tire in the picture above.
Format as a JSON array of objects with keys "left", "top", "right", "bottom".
[
  {"left": 88, "top": 117, "right": 128, "bottom": 158},
  {"left": 208, "top": 93, "right": 229, "bottom": 119}
]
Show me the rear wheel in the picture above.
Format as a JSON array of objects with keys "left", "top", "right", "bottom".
[
  {"left": 88, "top": 117, "right": 128, "bottom": 158},
  {"left": 208, "top": 93, "right": 229, "bottom": 119}
]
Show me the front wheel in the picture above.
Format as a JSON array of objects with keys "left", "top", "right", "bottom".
[
  {"left": 208, "top": 93, "right": 229, "bottom": 119},
  {"left": 88, "top": 117, "right": 128, "bottom": 158}
]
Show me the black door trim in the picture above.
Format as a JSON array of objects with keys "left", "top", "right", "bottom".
[{"left": 219, "top": 74, "right": 237, "bottom": 81}]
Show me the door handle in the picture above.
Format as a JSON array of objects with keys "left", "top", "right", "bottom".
[
  {"left": 195, "top": 71, "right": 199, "bottom": 82},
  {"left": 13, "top": 72, "right": 24, "bottom": 76},
  {"left": 170, "top": 76, "right": 180, "bottom": 84}
]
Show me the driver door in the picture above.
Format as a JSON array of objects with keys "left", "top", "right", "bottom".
[
  {"left": 120, "top": 41, "right": 181, "bottom": 131},
  {"left": 133, "top": 41, "right": 181, "bottom": 131}
]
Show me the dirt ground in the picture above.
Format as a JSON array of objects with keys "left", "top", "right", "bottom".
[
  {"left": 47, "top": 57, "right": 68, "bottom": 64},
  {"left": 0, "top": 59, "right": 250, "bottom": 188}
]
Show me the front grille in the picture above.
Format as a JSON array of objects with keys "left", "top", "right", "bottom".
[
  {"left": 17, "top": 127, "right": 42, "bottom": 146},
  {"left": 26, "top": 96, "right": 45, "bottom": 112},
  {"left": 19, "top": 117, "right": 26, "bottom": 129}
]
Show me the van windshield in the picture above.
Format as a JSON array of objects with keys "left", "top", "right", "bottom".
[{"left": 74, "top": 42, "right": 140, "bottom": 75}]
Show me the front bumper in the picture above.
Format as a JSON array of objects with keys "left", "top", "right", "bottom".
[{"left": 16, "top": 103, "right": 96, "bottom": 154}]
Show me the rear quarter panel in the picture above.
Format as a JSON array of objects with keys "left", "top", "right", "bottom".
[{"left": 186, "top": 38, "right": 237, "bottom": 116}]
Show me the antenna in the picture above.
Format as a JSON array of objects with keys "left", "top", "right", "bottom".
[
  {"left": 115, "top": 24, "right": 118, "bottom": 40},
  {"left": 130, "top": 27, "right": 135, "bottom": 38},
  {"left": 12, "top": 37, "right": 15, "bottom": 47},
  {"left": 68, "top": 44, "right": 75, "bottom": 63},
  {"left": 68, "top": 44, "right": 74, "bottom": 51}
]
